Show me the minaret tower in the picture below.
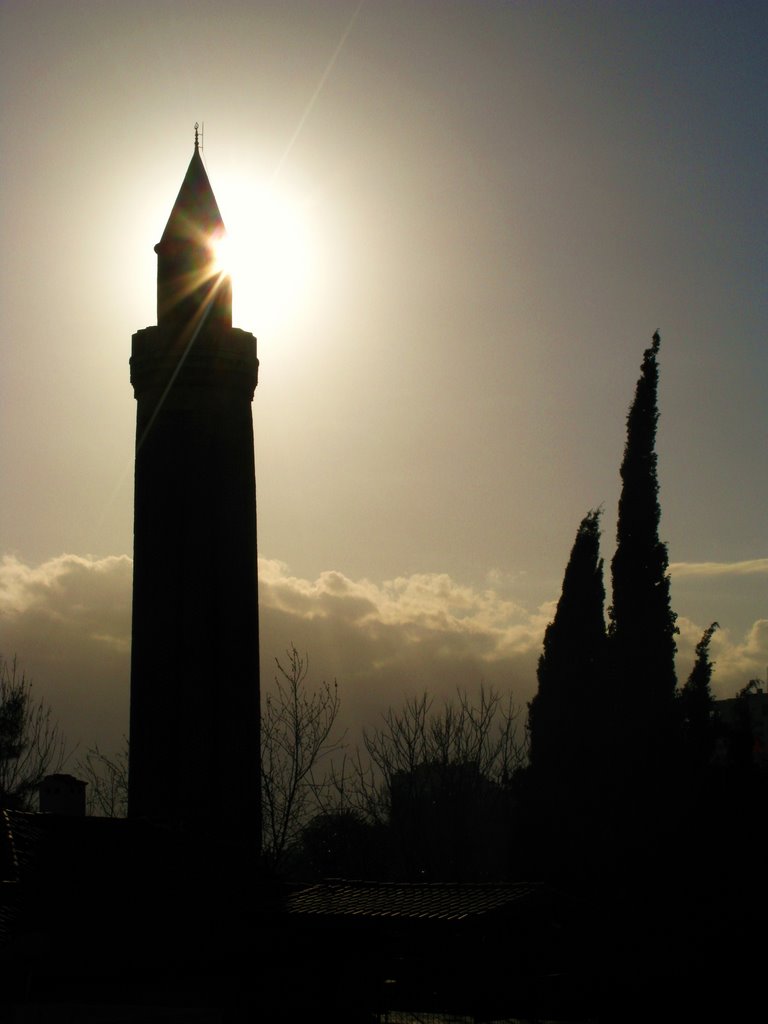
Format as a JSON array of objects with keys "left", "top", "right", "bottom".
[{"left": 129, "top": 130, "right": 260, "bottom": 843}]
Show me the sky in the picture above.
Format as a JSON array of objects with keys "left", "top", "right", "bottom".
[{"left": 1, "top": 0, "right": 766, "bottom": 759}]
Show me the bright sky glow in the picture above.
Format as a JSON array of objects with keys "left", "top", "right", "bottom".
[
  {"left": 209, "top": 235, "right": 232, "bottom": 278},
  {"left": 215, "top": 179, "right": 315, "bottom": 332}
]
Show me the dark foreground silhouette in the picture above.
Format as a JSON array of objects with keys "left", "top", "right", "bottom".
[{"left": 1, "top": 783, "right": 764, "bottom": 1023}]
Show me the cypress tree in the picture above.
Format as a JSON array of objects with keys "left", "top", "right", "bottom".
[
  {"left": 527, "top": 510, "right": 608, "bottom": 886},
  {"left": 529, "top": 508, "right": 607, "bottom": 778},
  {"left": 679, "top": 622, "right": 719, "bottom": 767},
  {"left": 609, "top": 332, "right": 678, "bottom": 748}
]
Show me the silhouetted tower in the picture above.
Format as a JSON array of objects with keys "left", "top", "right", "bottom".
[{"left": 129, "top": 131, "right": 260, "bottom": 844}]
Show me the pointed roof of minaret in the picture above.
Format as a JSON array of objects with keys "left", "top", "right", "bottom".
[{"left": 156, "top": 130, "right": 226, "bottom": 250}]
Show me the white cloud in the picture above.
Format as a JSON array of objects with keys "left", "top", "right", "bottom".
[
  {"left": 670, "top": 558, "right": 768, "bottom": 579},
  {"left": 258, "top": 559, "right": 547, "bottom": 729},
  {"left": 0, "top": 553, "right": 132, "bottom": 635},
  {"left": 674, "top": 616, "right": 768, "bottom": 697},
  {"left": 259, "top": 559, "right": 546, "bottom": 654}
]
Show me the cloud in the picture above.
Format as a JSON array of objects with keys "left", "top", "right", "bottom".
[
  {"left": 1, "top": 554, "right": 546, "bottom": 755},
  {"left": 257, "top": 558, "right": 547, "bottom": 732},
  {"left": 0, "top": 553, "right": 132, "bottom": 635},
  {"left": 1, "top": 553, "right": 765, "bottom": 760},
  {"left": 674, "top": 616, "right": 768, "bottom": 698},
  {"left": 259, "top": 559, "right": 546, "bottom": 652},
  {"left": 670, "top": 558, "right": 768, "bottom": 579},
  {"left": 0, "top": 553, "right": 132, "bottom": 759}
]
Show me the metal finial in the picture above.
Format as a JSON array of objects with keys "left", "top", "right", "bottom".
[{"left": 194, "top": 122, "right": 199, "bottom": 150}]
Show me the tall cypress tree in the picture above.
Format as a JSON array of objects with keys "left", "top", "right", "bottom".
[
  {"left": 529, "top": 508, "right": 607, "bottom": 778},
  {"left": 609, "top": 332, "right": 678, "bottom": 751}
]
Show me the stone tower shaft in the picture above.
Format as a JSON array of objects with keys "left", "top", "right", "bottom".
[{"left": 128, "top": 139, "right": 260, "bottom": 842}]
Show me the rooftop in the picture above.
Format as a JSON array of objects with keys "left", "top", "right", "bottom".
[{"left": 286, "top": 878, "right": 544, "bottom": 922}]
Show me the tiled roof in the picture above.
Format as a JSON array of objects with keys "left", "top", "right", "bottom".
[
  {"left": 286, "top": 879, "right": 543, "bottom": 922},
  {"left": 0, "top": 809, "right": 144, "bottom": 884},
  {"left": 0, "top": 809, "right": 46, "bottom": 880}
]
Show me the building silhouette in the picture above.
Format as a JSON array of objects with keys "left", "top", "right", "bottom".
[
  {"left": 128, "top": 132, "right": 261, "bottom": 841},
  {"left": 37, "top": 773, "right": 87, "bottom": 816}
]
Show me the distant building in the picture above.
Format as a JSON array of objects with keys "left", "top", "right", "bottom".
[
  {"left": 715, "top": 689, "right": 768, "bottom": 766},
  {"left": 389, "top": 761, "right": 511, "bottom": 880},
  {"left": 38, "top": 773, "right": 86, "bottom": 816}
]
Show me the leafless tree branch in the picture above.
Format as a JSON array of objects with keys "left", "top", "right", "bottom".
[
  {"left": 261, "top": 645, "right": 344, "bottom": 867},
  {"left": 347, "top": 684, "right": 525, "bottom": 825},
  {"left": 76, "top": 739, "right": 129, "bottom": 817},
  {"left": 0, "top": 654, "right": 67, "bottom": 810}
]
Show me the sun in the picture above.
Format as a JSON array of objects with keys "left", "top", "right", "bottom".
[
  {"left": 212, "top": 179, "right": 315, "bottom": 331},
  {"left": 209, "top": 234, "right": 233, "bottom": 278}
]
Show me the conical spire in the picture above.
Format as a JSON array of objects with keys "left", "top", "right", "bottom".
[
  {"left": 156, "top": 143, "right": 226, "bottom": 251},
  {"left": 154, "top": 130, "right": 231, "bottom": 331}
]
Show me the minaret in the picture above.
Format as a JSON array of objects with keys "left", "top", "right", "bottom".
[{"left": 129, "top": 130, "right": 260, "bottom": 844}]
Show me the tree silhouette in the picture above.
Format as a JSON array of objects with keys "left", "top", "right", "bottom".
[
  {"left": 525, "top": 510, "right": 610, "bottom": 884},
  {"left": 296, "top": 809, "right": 382, "bottom": 880},
  {"left": 724, "top": 677, "right": 766, "bottom": 771},
  {"left": 609, "top": 331, "right": 678, "bottom": 762},
  {"left": 77, "top": 740, "right": 129, "bottom": 817},
  {"left": 260, "top": 646, "right": 344, "bottom": 868},
  {"left": 0, "top": 654, "right": 67, "bottom": 810},
  {"left": 528, "top": 508, "right": 607, "bottom": 780},
  {"left": 678, "top": 622, "right": 719, "bottom": 768},
  {"left": 348, "top": 688, "right": 523, "bottom": 880}
]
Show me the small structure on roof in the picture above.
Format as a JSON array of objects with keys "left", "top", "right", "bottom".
[{"left": 38, "top": 774, "right": 87, "bottom": 817}]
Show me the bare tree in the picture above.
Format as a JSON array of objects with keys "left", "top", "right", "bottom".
[
  {"left": 76, "top": 740, "right": 129, "bottom": 817},
  {"left": 343, "top": 686, "right": 525, "bottom": 879},
  {"left": 260, "top": 646, "right": 344, "bottom": 867},
  {"left": 350, "top": 686, "right": 524, "bottom": 824},
  {"left": 0, "top": 654, "right": 67, "bottom": 810}
]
